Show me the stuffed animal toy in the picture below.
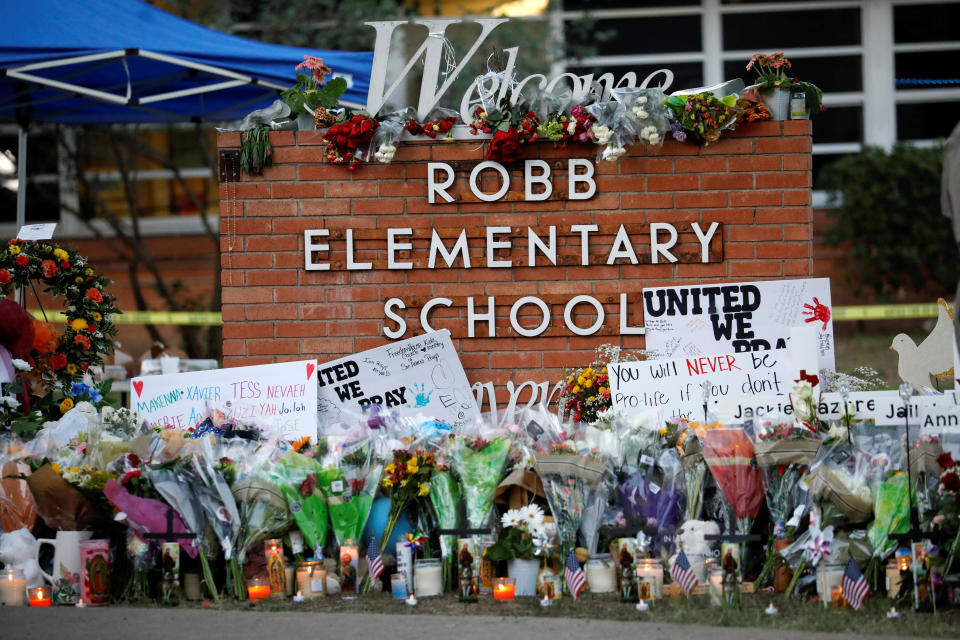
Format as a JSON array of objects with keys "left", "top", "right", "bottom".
[
  {"left": 0, "top": 527, "right": 44, "bottom": 587},
  {"left": 668, "top": 519, "right": 720, "bottom": 571}
]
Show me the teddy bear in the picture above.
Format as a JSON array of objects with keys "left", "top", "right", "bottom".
[
  {"left": 0, "top": 527, "right": 44, "bottom": 587},
  {"left": 668, "top": 519, "right": 720, "bottom": 572}
]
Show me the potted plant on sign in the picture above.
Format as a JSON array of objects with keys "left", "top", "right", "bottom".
[
  {"left": 485, "top": 504, "right": 547, "bottom": 596},
  {"left": 282, "top": 56, "right": 348, "bottom": 130},
  {"left": 746, "top": 52, "right": 823, "bottom": 121}
]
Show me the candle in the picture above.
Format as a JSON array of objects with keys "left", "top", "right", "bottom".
[
  {"left": 831, "top": 585, "right": 846, "bottom": 608},
  {"left": 264, "top": 538, "right": 286, "bottom": 599},
  {"left": 708, "top": 566, "right": 723, "bottom": 607},
  {"left": 284, "top": 565, "right": 296, "bottom": 597},
  {"left": 296, "top": 561, "right": 326, "bottom": 599},
  {"left": 887, "top": 606, "right": 900, "bottom": 619},
  {"left": 406, "top": 594, "right": 418, "bottom": 606},
  {"left": 396, "top": 541, "right": 413, "bottom": 594},
  {"left": 183, "top": 573, "right": 202, "bottom": 600},
  {"left": 585, "top": 555, "right": 616, "bottom": 593},
  {"left": 293, "top": 590, "right": 305, "bottom": 603},
  {"left": 634, "top": 559, "right": 663, "bottom": 600},
  {"left": 28, "top": 586, "right": 51, "bottom": 607},
  {"left": 635, "top": 599, "right": 649, "bottom": 612},
  {"left": 540, "top": 594, "right": 552, "bottom": 608},
  {"left": 340, "top": 540, "right": 359, "bottom": 597},
  {"left": 414, "top": 558, "right": 443, "bottom": 597},
  {"left": 493, "top": 577, "right": 516, "bottom": 601},
  {"left": 0, "top": 569, "right": 26, "bottom": 606},
  {"left": 765, "top": 602, "right": 778, "bottom": 615},
  {"left": 817, "top": 562, "right": 845, "bottom": 608},
  {"left": 886, "top": 559, "right": 903, "bottom": 598},
  {"left": 686, "top": 553, "right": 708, "bottom": 584},
  {"left": 247, "top": 577, "right": 270, "bottom": 602},
  {"left": 391, "top": 573, "right": 408, "bottom": 599}
]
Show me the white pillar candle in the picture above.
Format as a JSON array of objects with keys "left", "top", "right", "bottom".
[
  {"left": 0, "top": 570, "right": 26, "bottom": 606},
  {"left": 396, "top": 542, "right": 414, "bottom": 593},
  {"left": 585, "top": 555, "right": 616, "bottom": 593},
  {"left": 817, "top": 562, "right": 845, "bottom": 608},
  {"left": 708, "top": 567, "right": 723, "bottom": 607},
  {"left": 635, "top": 559, "right": 663, "bottom": 599},
  {"left": 414, "top": 559, "right": 443, "bottom": 597}
]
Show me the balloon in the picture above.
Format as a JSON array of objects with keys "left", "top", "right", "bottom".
[{"left": 362, "top": 496, "right": 413, "bottom": 553}]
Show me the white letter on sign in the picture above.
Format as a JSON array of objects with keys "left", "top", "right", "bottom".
[
  {"left": 387, "top": 228, "right": 413, "bottom": 269},
  {"left": 383, "top": 298, "right": 406, "bottom": 339},
  {"left": 428, "top": 162, "right": 455, "bottom": 203},
  {"left": 524, "top": 159, "right": 552, "bottom": 201},
  {"left": 606, "top": 224, "right": 639, "bottom": 265},
  {"left": 471, "top": 161, "right": 510, "bottom": 202},
  {"left": 304, "top": 229, "right": 330, "bottom": 271},
  {"left": 568, "top": 158, "right": 596, "bottom": 200},
  {"left": 420, "top": 297, "right": 452, "bottom": 332},
  {"left": 364, "top": 18, "right": 507, "bottom": 119},
  {"left": 510, "top": 296, "right": 550, "bottom": 337},
  {"left": 346, "top": 229, "right": 372, "bottom": 270},
  {"left": 691, "top": 221, "right": 720, "bottom": 263},
  {"left": 429, "top": 229, "right": 471, "bottom": 268},
  {"left": 650, "top": 222, "right": 679, "bottom": 264},
  {"left": 486, "top": 226, "right": 512, "bottom": 268},
  {"left": 467, "top": 297, "right": 496, "bottom": 338},
  {"left": 564, "top": 295, "right": 605, "bottom": 336}
]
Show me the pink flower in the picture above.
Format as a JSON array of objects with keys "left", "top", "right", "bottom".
[{"left": 934, "top": 515, "right": 946, "bottom": 525}]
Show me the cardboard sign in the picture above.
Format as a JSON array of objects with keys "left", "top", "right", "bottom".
[
  {"left": 717, "top": 390, "right": 959, "bottom": 426},
  {"left": 608, "top": 350, "right": 794, "bottom": 420},
  {"left": 316, "top": 329, "right": 479, "bottom": 428},
  {"left": 17, "top": 223, "right": 56, "bottom": 240},
  {"left": 130, "top": 360, "right": 318, "bottom": 439},
  {"left": 642, "top": 277, "right": 835, "bottom": 372}
]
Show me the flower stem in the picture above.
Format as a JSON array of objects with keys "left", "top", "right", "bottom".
[
  {"left": 784, "top": 557, "right": 807, "bottom": 597},
  {"left": 199, "top": 551, "right": 219, "bottom": 603}
]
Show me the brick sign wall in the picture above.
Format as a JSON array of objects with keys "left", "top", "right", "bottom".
[{"left": 217, "top": 120, "right": 812, "bottom": 390}]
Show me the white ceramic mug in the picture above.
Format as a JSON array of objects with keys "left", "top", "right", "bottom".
[{"left": 36, "top": 530, "right": 93, "bottom": 604}]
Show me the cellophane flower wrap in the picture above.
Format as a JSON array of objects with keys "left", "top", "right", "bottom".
[
  {"left": 450, "top": 430, "right": 511, "bottom": 530},
  {"left": 372, "top": 107, "right": 415, "bottom": 164},
  {"left": 612, "top": 86, "right": 669, "bottom": 148},
  {"left": 806, "top": 439, "right": 875, "bottom": 526},
  {"left": 227, "top": 439, "right": 292, "bottom": 565},
  {"left": 270, "top": 449, "right": 329, "bottom": 553},
  {"left": 577, "top": 421, "right": 618, "bottom": 554},
  {"left": 319, "top": 437, "right": 384, "bottom": 546},
  {"left": 663, "top": 91, "right": 739, "bottom": 145},
  {"left": 429, "top": 464, "right": 461, "bottom": 591},
  {"left": 533, "top": 418, "right": 606, "bottom": 557},
  {"left": 586, "top": 100, "right": 637, "bottom": 162},
  {"left": 702, "top": 427, "right": 764, "bottom": 535},
  {"left": 0, "top": 458, "right": 37, "bottom": 532},
  {"left": 865, "top": 471, "right": 909, "bottom": 583},
  {"left": 935, "top": 449, "right": 960, "bottom": 574},
  {"left": 750, "top": 414, "right": 820, "bottom": 539}
]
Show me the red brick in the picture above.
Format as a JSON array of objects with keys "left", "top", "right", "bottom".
[
  {"left": 268, "top": 131, "right": 296, "bottom": 146},
  {"left": 728, "top": 226, "right": 781, "bottom": 242},
  {"left": 249, "top": 339, "right": 300, "bottom": 355},
  {"left": 676, "top": 263, "right": 727, "bottom": 277},
  {"left": 301, "top": 338, "right": 354, "bottom": 353},
  {"left": 619, "top": 158, "right": 673, "bottom": 174},
  {"left": 729, "top": 190, "right": 783, "bottom": 206},
  {"left": 298, "top": 164, "right": 346, "bottom": 180},
  {"left": 782, "top": 155, "right": 812, "bottom": 171},
  {"left": 222, "top": 323, "right": 274, "bottom": 339},
  {"left": 783, "top": 190, "right": 811, "bottom": 205},
  {"left": 673, "top": 157, "right": 726, "bottom": 173},
  {"left": 701, "top": 174, "right": 754, "bottom": 190},
  {"left": 756, "top": 208, "right": 811, "bottom": 224},
  {"left": 329, "top": 320, "right": 380, "bottom": 336},
  {"left": 296, "top": 130, "right": 328, "bottom": 146},
  {"left": 620, "top": 193, "right": 675, "bottom": 209},
  {"left": 273, "top": 147, "right": 324, "bottom": 164},
  {"left": 702, "top": 138, "right": 753, "bottom": 154},
  {"left": 491, "top": 352, "right": 542, "bottom": 368},
  {"left": 325, "top": 182, "right": 378, "bottom": 198},
  {"left": 785, "top": 259, "right": 812, "bottom": 275},
  {"left": 782, "top": 120, "right": 812, "bottom": 135},
  {"left": 756, "top": 243, "right": 810, "bottom": 259},
  {"left": 246, "top": 235, "right": 298, "bottom": 252},
  {"left": 647, "top": 175, "right": 699, "bottom": 191},
  {"left": 217, "top": 131, "right": 241, "bottom": 147},
  {"left": 729, "top": 156, "right": 780, "bottom": 172},
  {"left": 245, "top": 200, "right": 298, "bottom": 217},
  {"left": 729, "top": 261, "right": 783, "bottom": 277},
  {"left": 354, "top": 199, "right": 404, "bottom": 215},
  {"left": 756, "top": 173, "right": 811, "bottom": 189},
  {"left": 675, "top": 192, "right": 728, "bottom": 208},
  {"left": 300, "top": 200, "right": 351, "bottom": 216},
  {"left": 243, "top": 165, "right": 297, "bottom": 181},
  {"left": 735, "top": 120, "right": 782, "bottom": 137},
  {"left": 702, "top": 209, "right": 754, "bottom": 224},
  {"left": 784, "top": 224, "right": 812, "bottom": 241},
  {"left": 247, "top": 304, "right": 298, "bottom": 320},
  {"left": 222, "top": 288, "right": 272, "bottom": 303},
  {"left": 756, "top": 137, "right": 812, "bottom": 154}
]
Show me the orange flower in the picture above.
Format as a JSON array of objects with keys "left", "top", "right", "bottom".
[
  {"left": 86, "top": 288, "right": 103, "bottom": 303},
  {"left": 32, "top": 320, "right": 59, "bottom": 355}
]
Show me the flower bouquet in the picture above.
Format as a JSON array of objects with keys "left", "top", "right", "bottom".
[
  {"left": 187, "top": 441, "right": 241, "bottom": 597},
  {"left": 936, "top": 451, "right": 960, "bottom": 574},
  {"left": 429, "top": 465, "right": 462, "bottom": 592},
  {"left": 701, "top": 427, "right": 764, "bottom": 536},
  {"left": 379, "top": 448, "right": 436, "bottom": 552},
  {"left": 663, "top": 92, "right": 739, "bottom": 145},
  {"left": 451, "top": 433, "right": 511, "bottom": 531},
  {"left": 469, "top": 103, "right": 539, "bottom": 164},
  {"left": 270, "top": 449, "right": 329, "bottom": 556},
  {"left": 405, "top": 108, "right": 459, "bottom": 141},
  {"left": 865, "top": 471, "right": 910, "bottom": 588},
  {"left": 586, "top": 101, "right": 637, "bottom": 162},
  {"left": 559, "top": 366, "right": 611, "bottom": 424},
  {"left": 616, "top": 448, "right": 684, "bottom": 548},
  {"left": 280, "top": 55, "right": 347, "bottom": 127},
  {"left": 612, "top": 86, "right": 670, "bottom": 148},
  {"left": 673, "top": 419, "right": 712, "bottom": 521},
  {"left": 806, "top": 441, "right": 875, "bottom": 525},
  {"left": 370, "top": 107, "right": 415, "bottom": 164},
  {"left": 323, "top": 112, "right": 380, "bottom": 170}
]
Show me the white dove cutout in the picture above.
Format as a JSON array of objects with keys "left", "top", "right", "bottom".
[{"left": 890, "top": 298, "right": 955, "bottom": 390}]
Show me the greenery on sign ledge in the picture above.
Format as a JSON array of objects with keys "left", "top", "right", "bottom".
[{"left": 819, "top": 143, "right": 957, "bottom": 298}]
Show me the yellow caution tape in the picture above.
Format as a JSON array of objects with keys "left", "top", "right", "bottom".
[
  {"left": 29, "top": 310, "right": 222, "bottom": 326},
  {"left": 26, "top": 303, "right": 950, "bottom": 326}
]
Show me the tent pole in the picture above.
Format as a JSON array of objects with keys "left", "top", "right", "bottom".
[
  {"left": 16, "top": 126, "right": 26, "bottom": 306},
  {"left": 16, "top": 126, "right": 26, "bottom": 229}
]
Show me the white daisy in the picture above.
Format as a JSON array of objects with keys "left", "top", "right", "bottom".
[
  {"left": 501, "top": 510, "right": 522, "bottom": 529},
  {"left": 519, "top": 503, "right": 545, "bottom": 526}
]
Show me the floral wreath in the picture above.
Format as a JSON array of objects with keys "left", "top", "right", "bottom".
[{"left": 0, "top": 238, "right": 119, "bottom": 390}]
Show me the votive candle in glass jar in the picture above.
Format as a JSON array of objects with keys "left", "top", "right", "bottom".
[
  {"left": 585, "top": 554, "right": 616, "bottom": 593},
  {"left": 391, "top": 573, "right": 408, "bottom": 599},
  {"left": 414, "top": 558, "right": 443, "bottom": 597},
  {"left": 708, "top": 566, "right": 723, "bottom": 607},
  {"left": 28, "top": 586, "right": 51, "bottom": 607},
  {"left": 0, "top": 569, "right": 26, "bottom": 606},
  {"left": 635, "top": 558, "right": 663, "bottom": 600},
  {"left": 247, "top": 577, "right": 270, "bottom": 602},
  {"left": 886, "top": 559, "right": 902, "bottom": 599},
  {"left": 817, "top": 561, "right": 845, "bottom": 609},
  {"left": 339, "top": 540, "right": 359, "bottom": 597},
  {"left": 264, "top": 538, "right": 286, "bottom": 598},
  {"left": 493, "top": 577, "right": 516, "bottom": 601},
  {"left": 296, "top": 561, "right": 326, "bottom": 599}
]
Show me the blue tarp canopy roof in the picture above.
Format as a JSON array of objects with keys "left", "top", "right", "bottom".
[{"left": 0, "top": 0, "right": 372, "bottom": 124}]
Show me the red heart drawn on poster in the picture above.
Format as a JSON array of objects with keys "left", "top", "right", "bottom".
[
  {"left": 133, "top": 380, "right": 144, "bottom": 398},
  {"left": 306, "top": 363, "right": 315, "bottom": 381}
]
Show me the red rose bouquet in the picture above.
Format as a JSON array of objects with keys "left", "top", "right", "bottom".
[
  {"left": 468, "top": 100, "right": 539, "bottom": 164},
  {"left": 702, "top": 427, "right": 764, "bottom": 535},
  {"left": 323, "top": 113, "right": 380, "bottom": 170}
]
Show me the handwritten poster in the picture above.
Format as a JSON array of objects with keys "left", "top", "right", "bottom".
[
  {"left": 642, "top": 278, "right": 835, "bottom": 372},
  {"left": 130, "top": 360, "right": 318, "bottom": 439},
  {"left": 316, "top": 329, "right": 480, "bottom": 429},
  {"left": 608, "top": 350, "right": 794, "bottom": 420}
]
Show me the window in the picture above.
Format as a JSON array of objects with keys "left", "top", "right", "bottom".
[
  {"left": 722, "top": 8, "right": 861, "bottom": 50},
  {"left": 0, "top": 130, "right": 60, "bottom": 223},
  {"left": 567, "top": 16, "right": 702, "bottom": 56},
  {"left": 893, "top": 3, "right": 960, "bottom": 43},
  {"left": 896, "top": 101, "right": 960, "bottom": 140}
]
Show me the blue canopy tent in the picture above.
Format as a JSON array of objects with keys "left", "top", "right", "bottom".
[{"left": 0, "top": 0, "right": 373, "bottom": 225}]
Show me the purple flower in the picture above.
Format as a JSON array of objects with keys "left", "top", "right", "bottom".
[{"left": 670, "top": 121, "right": 687, "bottom": 142}]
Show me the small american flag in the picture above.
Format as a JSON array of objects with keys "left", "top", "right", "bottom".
[
  {"left": 564, "top": 549, "right": 586, "bottom": 600},
  {"left": 366, "top": 534, "right": 384, "bottom": 584},
  {"left": 842, "top": 557, "right": 869, "bottom": 610},
  {"left": 671, "top": 550, "right": 698, "bottom": 597}
]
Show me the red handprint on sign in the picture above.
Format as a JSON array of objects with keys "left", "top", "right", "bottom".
[{"left": 802, "top": 297, "right": 831, "bottom": 330}]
